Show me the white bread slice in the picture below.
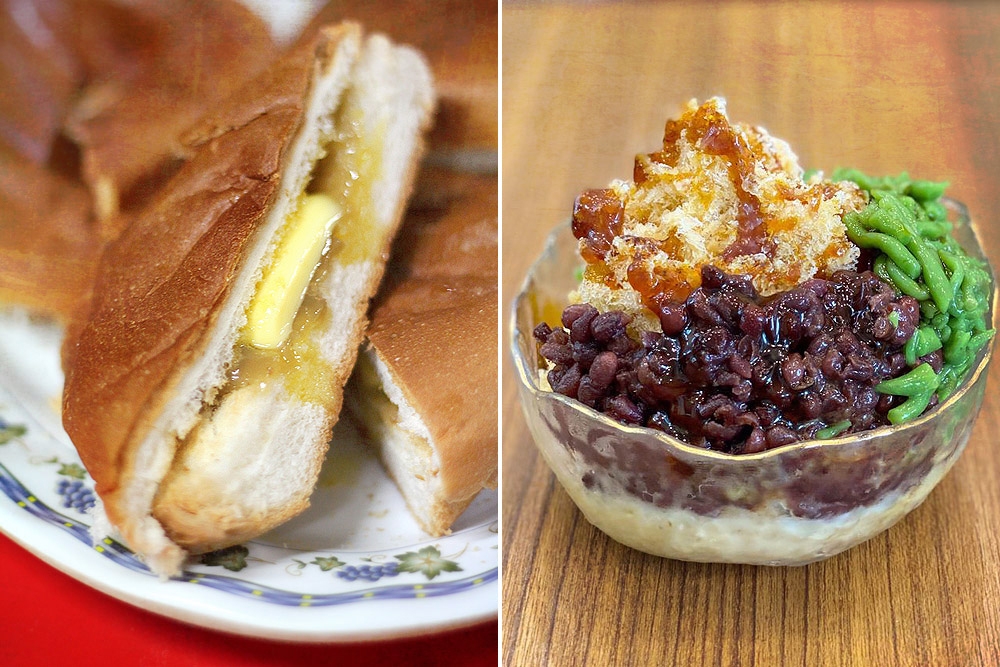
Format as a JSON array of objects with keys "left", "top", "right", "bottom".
[
  {"left": 348, "top": 345, "right": 496, "bottom": 536},
  {"left": 61, "top": 25, "right": 434, "bottom": 577}
]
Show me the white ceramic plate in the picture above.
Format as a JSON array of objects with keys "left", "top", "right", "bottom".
[{"left": 0, "top": 312, "right": 498, "bottom": 641}]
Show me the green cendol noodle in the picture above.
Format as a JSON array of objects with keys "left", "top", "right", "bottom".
[{"left": 834, "top": 169, "right": 995, "bottom": 424}]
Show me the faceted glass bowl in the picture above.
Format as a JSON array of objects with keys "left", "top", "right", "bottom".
[{"left": 510, "top": 200, "right": 996, "bottom": 565}]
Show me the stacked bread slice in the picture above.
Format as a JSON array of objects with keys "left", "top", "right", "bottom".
[
  {"left": 62, "top": 24, "right": 434, "bottom": 576},
  {"left": 348, "top": 167, "right": 498, "bottom": 535}
]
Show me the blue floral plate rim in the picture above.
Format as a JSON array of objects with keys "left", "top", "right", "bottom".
[{"left": 0, "top": 312, "right": 498, "bottom": 641}]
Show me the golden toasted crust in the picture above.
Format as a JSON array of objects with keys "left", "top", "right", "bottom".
[
  {"left": 365, "top": 167, "right": 498, "bottom": 527},
  {"left": 0, "top": 0, "right": 82, "bottom": 165},
  {"left": 60, "top": 27, "right": 353, "bottom": 539},
  {"left": 0, "top": 149, "right": 101, "bottom": 321},
  {"left": 62, "top": 0, "right": 278, "bottom": 232},
  {"left": 0, "top": 0, "right": 91, "bottom": 321},
  {"left": 300, "top": 0, "right": 496, "bottom": 150}
]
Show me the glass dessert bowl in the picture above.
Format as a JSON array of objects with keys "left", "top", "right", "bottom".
[{"left": 511, "top": 200, "right": 996, "bottom": 566}]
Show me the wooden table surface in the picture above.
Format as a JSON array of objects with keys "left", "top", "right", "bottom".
[{"left": 501, "top": 3, "right": 1000, "bottom": 665}]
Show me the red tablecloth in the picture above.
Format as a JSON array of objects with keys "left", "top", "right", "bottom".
[{"left": 0, "top": 533, "right": 497, "bottom": 666}]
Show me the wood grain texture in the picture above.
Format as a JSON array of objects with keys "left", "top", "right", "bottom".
[{"left": 501, "top": 2, "right": 1000, "bottom": 665}]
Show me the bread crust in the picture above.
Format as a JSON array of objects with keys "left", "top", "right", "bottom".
[
  {"left": 61, "top": 25, "right": 371, "bottom": 573},
  {"left": 0, "top": 0, "right": 81, "bottom": 165},
  {"left": 62, "top": 25, "right": 336, "bottom": 497},
  {"left": 62, "top": 0, "right": 278, "bottom": 230},
  {"left": 299, "top": 0, "right": 496, "bottom": 150},
  {"left": 0, "top": 149, "right": 100, "bottom": 322}
]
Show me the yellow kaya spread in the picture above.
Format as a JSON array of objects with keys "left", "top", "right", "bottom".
[{"left": 228, "top": 106, "right": 381, "bottom": 406}]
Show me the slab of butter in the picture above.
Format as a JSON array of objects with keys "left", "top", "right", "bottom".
[{"left": 244, "top": 193, "right": 342, "bottom": 349}]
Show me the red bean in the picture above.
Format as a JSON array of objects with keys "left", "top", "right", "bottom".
[
  {"left": 591, "top": 311, "right": 630, "bottom": 342},
  {"left": 588, "top": 352, "right": 619, "bottom": 389},
  {"left": 534, "top": 265, "right": 925, "bottom": 454},
  {"left": 606, "top": 395, "right": 643, "bottom": 424},
  {"left": 570, "top": 306, "right": 598, "bottom": 343},
  {"left": 562, "top": 303, "right": 598, "bottom": 329}
]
